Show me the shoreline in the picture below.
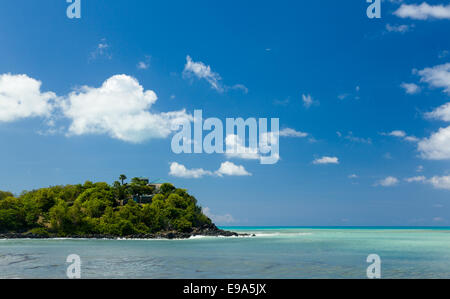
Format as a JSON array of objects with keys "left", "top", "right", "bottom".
[{"left": 0, "top": 227, "right": 253, "bottom": 240}]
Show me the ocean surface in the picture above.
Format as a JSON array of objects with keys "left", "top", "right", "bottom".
[{"left": 1, "top": 227, "right": 450, "bottom": 279}]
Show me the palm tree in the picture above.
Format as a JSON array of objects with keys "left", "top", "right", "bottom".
[{"left": 119, "top": 174, "right": 127, "bottom": 185}]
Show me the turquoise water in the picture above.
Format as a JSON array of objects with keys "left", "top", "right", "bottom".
[{"left": 1, "top": 227, "right": 450, "bottom": 279}]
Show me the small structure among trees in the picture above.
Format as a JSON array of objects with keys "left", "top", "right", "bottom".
[{"left": 115, "top": 176, "right": 165, "bottom": 205}]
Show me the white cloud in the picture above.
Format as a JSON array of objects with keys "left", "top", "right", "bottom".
[
  {"left": 169, "top": 161, "right": 251, "bottom": 179},
  {"left": 90, "top": 39, "right": 112, "bottom": 60},
  {"left": 386, "top": 24, "right": 412, "bottom": 33},
  {"left": 348, "top": 174, "right": 358, "bottom": 179},
  {"left": 418, "top": 75, "right": 450, "bottom": 160},
  {"left": 418, "top": 126, "right": 450, "bottom": 160},
  {"left": 216, "top": 161, "right": 251, "bottom": 177},
  {"left": 426, "top": 102, "right": 450, "bottom": 122},
  {"left": 376, "top": 176, "right": 399, "bottom": 187},
  {"left": 313, "top": 156, "right": 339, "bottom": 165},
  {"left": 302, "top": 94, "right": 317, "bottom": 108},
  {"left": 169, "top": 162, "right": 213, "bottom": 179},
  {"left": 202, "top": 207, "right": 236, "bottom": 224},
  {"left": 428, "top": 175, "right": 450, "bottom": 190},
  {"left": 229, "top": 84, "right": 249, "bottom": 94},
  {"left": 394, "top": 3, "right": 450, "bottom": 20},
  {"left": 183, "top": 55, "right": 223, "bottom": 92},
  {"left": 0, "top": 74, "right": 57, "bottom": 122},
  {"left": 382, "top": 130, "right": 419, "bottom": 143},
  {"left": 417, "top": 63, "right": 450, "bottom": 95},
  {"left": 137, "top": 56, "right": 151, "bottom": 70},
  {"left": 62, "top": 74, "right": 191, "bottom": 143},
  {"left": 225, "top": 134, "right": 261, "bottom": 160},
  {"left": 401, "top": 82, "right": 421, "bottom": 94},
  {"left": 405, "top": 176, "right": 426, "bottom": 183},
  {"left": 404, "top": 174, "right": 450, "bottom": 191},
  {"left": 137, "top": 61, "right": 149, "bottom": 70},
  {"left": 343, "top": 132, "right": 372, "bottom": 144},
  {"left": 387, "top": 130, "right": 406, "bottom": 138},
  {"left": 224, "top": 129, "right": 302, "bottom": 163},
  {"left": 279, "top": 128, "right": 308, "bottom": 138},
  {"left": 337, "top": 86, "right": 360, "bottom": 101},
  {"left": 182, "top": 56, "right": 248, "bottom": 94},
  {"left": 404, "top": 136, "right": 419, "bottom": 142}
]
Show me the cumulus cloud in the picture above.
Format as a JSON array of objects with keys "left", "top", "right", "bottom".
[
  {"left": 0, "top": 74, "right": 57, "bottom": 122},
  {"left": 394, "top": 3, "right": 450, "bottom": 20},
  {"left": 416, "top": 63, "right": 450, "bottom": 160},
  {"left": 62, "top": 74, "right": 191, "bottom": 143},
  {"left": 406, "top": 174, "right": 450, "bottom": 190},
  {"left": 225, "top": 134, "right": 261, "bottom": 160},
  {"left": 169, "top": 161, "right": 251, "bottom": 179},
  {"left": 382, "top": 130, "right": 419, "bottom": 143},
  {"left": 169, "top": 162, "right": 213, "bottom": 179},
  {"left": 401, "top": 82, "right": 421, "bottom": 94},
  {"left": 376, "top": 176, "right": 399, "bottom": 187},
  {"left": 313, "top": 156, "right": 339, "bottom": 165},
  {"left": 417, "top": 63, "right": 450, "bottom": 95},
  {"left": 202, "top": 207, "right": 236, "bottom": 224},
  {"left": 223, "top": 128, "right": 304, "bottom": 163},
  {"left": 426, "top": 102, "right": 450, "bottom": 122},
  {"left": 216, "top": 161, "right": 252, "bottom": 177},
  {"left": 418, "top": 126, "right": 450, "bottom": 160},
  {"left": 428, "top": 176, "right": 450, "bottom": 190}
]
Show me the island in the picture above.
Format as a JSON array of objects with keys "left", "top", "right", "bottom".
[{"left": 0, "top": 175, "right": 242, "bottom": 239}]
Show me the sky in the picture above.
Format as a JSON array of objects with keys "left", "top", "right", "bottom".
[{"left": 0, "top": 0, "right": 450, "bottom": 226}]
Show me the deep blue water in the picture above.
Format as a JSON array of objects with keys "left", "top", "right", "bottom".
[{"left": 1, "top": 227, "right": 449, "bottom": 279}]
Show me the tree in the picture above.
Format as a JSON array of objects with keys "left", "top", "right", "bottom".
[
  {"left": 160, "top": 183, "right": 176, "bottom": 195},
  {"left": 0, "top": 178, "right": 213, "bottom": 237},
  {"left": 119, "top": 174, "right": 127, "bottom": 186},
  {"left": 0, "top": 191, "right": 14, "bottom": 201}
]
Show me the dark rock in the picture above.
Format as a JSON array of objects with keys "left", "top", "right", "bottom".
[{"left": 0, "top": 227, "right": 253, "bottom": 240}]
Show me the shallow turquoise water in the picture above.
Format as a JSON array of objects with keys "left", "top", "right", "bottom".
[{"left": 1, "top": 227, "right": 449, "bottom": 279}]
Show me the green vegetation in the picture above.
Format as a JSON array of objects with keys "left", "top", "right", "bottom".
[{"left": 0, "top": 176, "right": 212, "bottom": 237}]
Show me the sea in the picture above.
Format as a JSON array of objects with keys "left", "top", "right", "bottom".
[{"left": 1, "top": 227, "right": 449, "bottom": 279}]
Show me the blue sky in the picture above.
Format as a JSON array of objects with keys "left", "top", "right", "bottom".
[{"left": 1, "top": 0, "right": 450, "bottom": 226}]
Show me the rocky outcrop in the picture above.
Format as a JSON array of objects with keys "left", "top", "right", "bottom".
[{"left": 0, "top": 225, "right": 252, "bottom": 240}]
